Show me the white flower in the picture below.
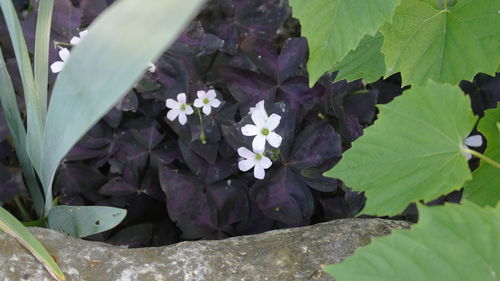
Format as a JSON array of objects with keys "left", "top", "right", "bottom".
[
  {"left": 147, "top": 63, "right": 156, "bottom": 73},
  {"left": 69, "top": 29, "right": 88, "bottom": 45},
  {"left": 50, "top": 48, "right": 70, "bottom": 73},
  {"left": 193, "top": 89, "right": 221, "bottom": 115},
  {"left": 241, "top": 101, "right": 282, "bottom": 151},
  {"left": 237, "top": 147, "right": 272, "bottom": 179},
  {"left": 165, "top": 93, "right": 194, "bottom": 125},
  {"left": 248, "top": 100, "right": 267, "bottom": 119},
  {"left": 462, "top": 135, "right": 482, "bottom": 160}
]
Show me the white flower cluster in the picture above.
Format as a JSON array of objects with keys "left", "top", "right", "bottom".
[
  {"left": 50, "top": 30, "right": 88, "bottom": 73},
  {"left": 50, "top": 29, "right": 156, "bottom": 74},
  {"left": 237, "top": 101, "right": 282, "bottom": 179},
  {"left": 165, "top": 90, "right": 221, "bottom": 125}
]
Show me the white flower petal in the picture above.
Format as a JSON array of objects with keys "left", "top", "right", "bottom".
[
  {"left": 178, "top": 112, "right": 187, "bottom": 125},
  {"left": 253, "top": 164, "right": 265, "bottom": 179},
  {"left": 252, "top": 135, "right": 267, "bottom": 152},
  {"left": 210, "top": 98, "right": 221, "bottom": 108},
  {"left": 238, "top": 159, "right": 255, "bottom": 172},
  {"left": 462, "top": 149, "right": 472, "bottom": 161},
  {"left": 167, "top": 109, "right": 179, "bottom": 121},
  {"left": 79, "top": 30, "right": 88, "bottom": 38},
  {"left": 255, "top": 100, "right": 265, "bottom": 113},
  {"left": 464, "top": 135, "right": 482, "bottom": 147},
  {"left": 259, "top": 156, "right": 272, "bottom": 169},
  {"left": 69, "top": 36, "right": 80, "bottom": 45},
  {"left": 206, "top": 89, "right": 216, "bottom": 99},
  {"left": 193, "top": 98, "right": 204, "bottom": 108},
  {"left": 251, "top": 108, "right": 267, "bottom": 127},
  {"left": 202, "top": 105, "right": 212, "bottom": 115},
  {"left": 237, "top": 147, "right": 255, "bottom": 159},
  {"left": 256, "top": 100, "right": 268, "bottom": 116},
  {"left": 59, "top": 48, "right": 70, "bottom": 62},
  {"left": 166, "top": 99, "right": 178, "bottom": 109},
  {"left": 196, "top": 90, "right": 206, "bottom": 99},
  {"left": 147, "top": 63, "right": 156, "bottom": 73},
  {"left": 266, "top": 114, "right": 281, "bottom": 131},
  {"left": 248, "top": 106, "right": 256, "bottom": 115},
  {"left": 266, "top": 132, "right": 282, "bottom": 148},
  {"left": 177, "top": 93, "right": 186, "bottom": 104},
  {"left": 50, "top": 61, "right": 64, "bottom": 73},
  {"left": 184, "top": 105, "right": 194, "bottom": 115},
  {"left": 241, "top": 124, "right": 259, "bottom": 136}
]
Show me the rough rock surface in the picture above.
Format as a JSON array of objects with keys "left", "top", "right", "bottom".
[{"left": 0, "top": 218, "right": 410, "bottom": 281}]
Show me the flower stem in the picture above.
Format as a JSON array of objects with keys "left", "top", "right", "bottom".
[
  {"left": 196, "top": 108, "right": 207, "bottom": 144},
  {"left": 463, "top": 149, "right": 500, "bottom": 169},
  {"left": 53, "top": 40, "right": 73, "bottom": 49}
]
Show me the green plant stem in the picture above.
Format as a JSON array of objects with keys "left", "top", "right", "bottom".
[
  {"left": 14, "top": 196, "right": 33, "bottom": 221},
  {"left": 463, "top": 149, "right": 500, "bottom": 169},
  {"left": 22, "top": 219, "right": 45, "bottom": 227},
  {"left": 53, "top": 41, "right": 72, "bottom": 49},
  {"left": 443, "top": 0, "right": 447, "bottom": 10},
  {"left": 196, "top": 108, "right": 207, "bottom": 144}
]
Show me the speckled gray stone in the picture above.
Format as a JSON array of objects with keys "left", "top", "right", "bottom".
[{"left": 0, "top": 218, "right": 410, "bottom": 281}]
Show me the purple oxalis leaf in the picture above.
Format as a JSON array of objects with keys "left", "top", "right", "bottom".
[
  {"left": 0, "top": 165, "right": 24, "bottom": 203},
  {"left": 159, "top": 165, "right": 217, "bottom": 239},
  {"left": 250, "top": 167, "right": 313, "bottom": 224},
  {"left": 288, "top": 120, "right": 342, "bottom": 170}
]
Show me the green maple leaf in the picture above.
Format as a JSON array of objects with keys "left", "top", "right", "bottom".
[
  {"left": 381, "top": 0, "right": 500, "bottom": 86},
  {"left": 324, "top": 201, "right": 500, "bottom": 281},
  {"left": 324, "top": 81, "right": 477, "bottom": 216},
  {"left": 289, "top": 0, "right": 400, "bottom": 86},
  {"left": 463, "top": 104, "right": 500, "bottom": 206},
  {"left": 333, "top": 33, "right": 386, "bottom": 84}
]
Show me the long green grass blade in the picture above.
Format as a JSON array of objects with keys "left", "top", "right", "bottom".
[
  {"left": 34, "top": 0, "right": 54, "bottom": 119},
  {"left": 0, "top": 0, "right": 45, "bottom": 175},
  {"left": 0, "top": 47, "right": 44, "bottom": 217},
  {"left": 0, "top": 206, "right": 66, "bottom": 281},
  {"left": 41, "top": 0, "right": 205, "bottom": 213}
]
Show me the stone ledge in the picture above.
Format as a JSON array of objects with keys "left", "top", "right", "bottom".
[{"left": 0, "top": 218, "right": 410, "bottom": 281}]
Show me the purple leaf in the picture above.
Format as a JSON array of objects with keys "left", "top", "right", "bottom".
[
  {"left": 343, "top": 91, "right": 378, "bottom": 124},
  {"left": 288, "top": 121, "right": 342, "bottom": 170},
  {"left": 107, "top": 223, "right": 153, "bottom": 248},
  {"left": 277, "top": 37, "right": 308, "bottom": 84},
  {"left": 100, "top": 177, "right": 137, "bottom": 196},
  {"left": 80, "top": 0, "right": 109, "bottom": 26},
  {"left": 250, "top": 167, "right": 313, "bottom": 224},
  {"left": 178, "top": 140, "right": 237, "bottom": 184},
  {"left": 159, "top": 165, "right": 217, "bottom": 239},
  {"left": 240, "top": 36, "right": 278, "bottom": 79},
  {"left": 169, "top": 21, "right": 224, "bottom": 57},
  {"left": 0, "top": 165, "right": 23, "bottom": 202},
  {"left": 219, "top": 65, "right": 277, "bottom": 114},
  {"left": 54, "top": 163, "right": 107, "bottom": 201},
  {"left": 206, "top": 179, "right": 249, "bottom": 228},
  {"left": 299, "top": 166, "right": 338, "bottom": 192},
  {"left": 115, "top": 91, "right": 139, "bottom": 112}
]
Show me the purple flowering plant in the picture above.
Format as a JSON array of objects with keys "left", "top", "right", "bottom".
[{"left": 0, "top": 0, "right": 498, "bottom": 250}]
